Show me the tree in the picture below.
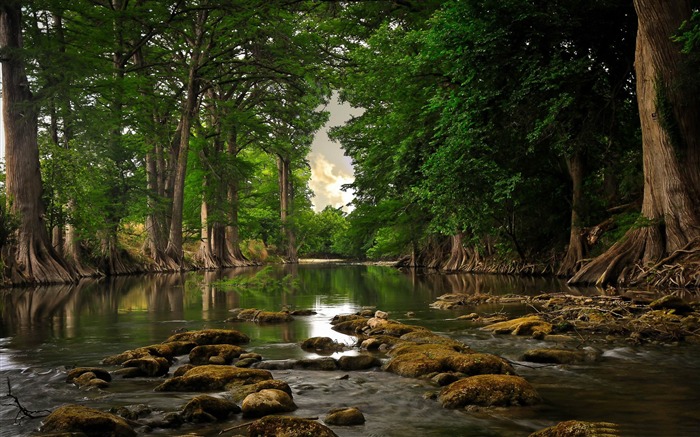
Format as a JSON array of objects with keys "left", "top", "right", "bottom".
[
  {"left": 1, "top": 1, "right": 74, "bottom": 284},
  {"left": 571, "top": 0, "right": 700, "bottom": 287}
]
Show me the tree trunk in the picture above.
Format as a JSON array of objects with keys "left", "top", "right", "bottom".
[
  {"left": 277, "top": 155, "right": 298, "bottom": 263},
  {"left": 557, "top": 152, "right": 588, "bottom": 276},
  {"left": 1, "top": 3, "right": 74, "bottom": 284},
  {"left": 164, "top": 9, "right": 207, "bottom": 269},
  {"left": 570, "top": 0, "right": 700, "bottom": 286},
  {"left": 442, "top": 233, "right": 470, "bottom": 271},
  {"left": 225, "top": 129, "right": 251, "bottom": 265}
]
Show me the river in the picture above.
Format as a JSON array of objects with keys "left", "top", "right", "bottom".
[{"left": 1, "top": 263, "right": 699, "bottom": 436}]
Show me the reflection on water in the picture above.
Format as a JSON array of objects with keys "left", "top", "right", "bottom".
[{"left": 0, "top": 265, "right": 699, "bottom": 437}]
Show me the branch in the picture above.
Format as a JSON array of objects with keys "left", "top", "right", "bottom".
[{"left": 2, "top": 378, "right": 51, "bottom": 422}]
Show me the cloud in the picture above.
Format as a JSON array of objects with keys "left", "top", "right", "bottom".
[{"left": 309, "top": 151, "right": 355, "bottom": 212}]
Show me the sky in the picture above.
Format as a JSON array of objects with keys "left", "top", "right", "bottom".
[{"left": 308, "top": 95, "right": 362, "bottom": 212}]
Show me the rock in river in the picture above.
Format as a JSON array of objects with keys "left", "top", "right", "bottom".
[
  {"left": 181, "top": 394, "right": 241, "bottom": 422},
  {"left": 164, "top": 328, "right": 250, "bottom": 345},
  {"left": 528, "top": 420, "right": 620, "bottom": 436},
  {"left": 439, "top": 374, "right": 541, "bottom": 408},
  {"left": 154, "top": 365, "right": 272, "bottom": 392},
  {"left": 241, "top": 388, "right": 297, "bottom": 417},
  {"left": 40, "top": 404, "right": 136, "bottom": 437},
  {"left": 324, "top": 407, "right": 366, "bottom": 426},
  {"left": 247, "top": 416, "right": 338, "bottom": 437}
]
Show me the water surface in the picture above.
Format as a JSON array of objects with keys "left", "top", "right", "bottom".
[{"left": 1, "top": 264, "right": 699, "bottom": 436}]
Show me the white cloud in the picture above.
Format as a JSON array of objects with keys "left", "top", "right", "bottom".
[{"left": 309, "top": 151, "right": 354, "bottom": 212}]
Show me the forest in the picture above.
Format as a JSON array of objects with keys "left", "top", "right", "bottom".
[{"left": 1, "top": 0, "right": 699, "bottom": 289}]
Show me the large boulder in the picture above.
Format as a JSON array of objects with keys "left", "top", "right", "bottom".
[
  {"left": 230, "top": 379, "right": 293, "bottom": 402},
  {"left": 444, "top": 352, "right": 516, "bottom": 376},
  {"left": 102, "top": 342, "right": 190, "bottom": 365},
  {"left": 439, "top": 375, "right": 541, "bottom": 408},
  {"left": 164, "top": 329, "right": 250, "bottom": 345},
  {"left": 384, "top": 345, "right": 514, "bottom": 378},
  {"left": 529, "top": 420, "right": 619, "bottom": 436},
  {"left": 324, "top": 407, "right": 366, "bottom": 426},
  {"left": 181, "top": 395, "right": 241, "bottom": 422},
  {"left": 481, "top": 315, "right": 552, "bottom": 336},
  {"left": 154, "top": 365, "right": 272, "bottom": 392},
  {"left": 247, "top": 416, "right": 338, "bottom": 437},
  {"left": 189, "top": 344, "right": 245, "bottom": 365},
  {"left": 40, "top": 405, "right": 136, "bottom": 437},
  {"left": 241, "top": 389, "right": 297, "bottom": 417}
]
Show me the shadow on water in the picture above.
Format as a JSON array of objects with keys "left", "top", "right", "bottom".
[{"left": 0, "top": 265, "right": 699, "bottom": 436}]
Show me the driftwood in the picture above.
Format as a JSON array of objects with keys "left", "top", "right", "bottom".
[{"left": 2, "top": 378, "right": 51, "bottom": 422}]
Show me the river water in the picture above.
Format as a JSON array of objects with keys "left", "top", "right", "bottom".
[{"left": 1, "top": 263, "right": 699, "bottom": 436}]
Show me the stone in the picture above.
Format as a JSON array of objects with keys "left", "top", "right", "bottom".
[
  {"left": 399, "top": 331, "right": 470, "bottom": 350},
  {"left": 443, "top": 352, "right": 516, "bottom": 376},
  {"left": 235, "top": 357, "right": 259, "bottom": 368},
  {"left": 324, "top": 407, "right": 366, "bottom": 426},
  {"left": 112, "top": 404, "right": 151, "bottom": 421},
  {"left": 337, "top": 354, "right": 382, "bottom": 371},
  {"left": 375, "top": 310, "right": 389, "bottom": 319},
  {"left": 102, "top": 343, "right": 183, "bottom": 365},
  {"left": 253, "top": 360, "right": 296, "bottom": 370},
  {"left": 181, "top": 395, "right": 240, "bottom": 422},
  {"left": 154, "top": 365, "right": 272, "bottom": 392},
  {"left": 40, "top": 405, "right": 136, "bottom": 437},
  {"left": 294, "top": 357, "right": 338, "bottom": 371},
  {"left": 290, "top": 309, "right": 317, "bottom": 316},
  {"left": 112, "top": 367, "right": 145, "bottom": 378},
  {"left": 173, "top": 364, "right": 195, "bottom": 377},
  {"left": 368, "top": 321, "right": 428, "bottom": 337},
  {"left": 439, "top": 375, "right": 541, "bottom": 408},
  {"left": 66, "top": 367, "right": 112, "bottom": 384},
  {"left": 122, "top": 356, "right": 170, "bottom": 377},
  {"left": 301, "top": 336, "right": 342, "bottom": 352},
  {"left": 481, "top": 315, "right": 553, "bottom": 336},
  {"left": 331, "top": 317, "right": 369, "bottom": 334},
  {"left": 230, "top": 379, "right": 293, "bottom": 402},
  {"left": 528, "top": 420, "right": 619, "bottom": 436},
  {"left": 73, "top": 372, "right": 110, "bottom": 389},
  {"left": 330, "top": 314, "right": 367, "bottom": 325},
  {"left": 521, "top": 348, "right": 596, "bottom": 364},
  {"left": 188, "top": 344, "right": 245, "bottom": 365},
  {"left": 235, "top": 308, "right": 293, "bottom": 323},
  {"left": 241, "top": 389, "right": 297, "bottom": 417},
  {"left": 247, "top": 416, "right": 338, "bottom": 437},
  {"left": 458, "top": 313, "right": 480, "bottom": 320},
  {"left": 164, "top": 329, "right": 250, "bottom": 346}
]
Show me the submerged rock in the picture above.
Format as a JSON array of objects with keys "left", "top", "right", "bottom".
[
  {"left": 40, "top": 405, "right": 136, "bottom": 437},
  {"left": 521, "top": 348, "right": 598, "bottom": 364},
  {"left": 481, "top": 315, "right": 553, "bottom": 336},
  {"left": 241, "top": 388, "right": 297, "bottom": 417},
  {"left": 181, "top": 395, "right": 240, "bottom": 422},
  {"left": 439, "top": 375, "right": 540, "bottom": 408},
  {"left": 528, "top": 420, "right": 619, "bottom": 436},
  {"left": 324, "top": 407, "right": 366, "bottom": 426},
  {"left": 154, "top": 365, "right": 272, "bottom": 392},
  {"left": 247, "top": 416, "right": 338, "bottom": 437},
  {"left": 164, "top": 329, "right": 250, "bottom": 346},
  {"left": 301, "top": 336, "right": 344, "bottom": 352},
  {"left": 337, "top": 354, "right": 381, "bottom": 371}
]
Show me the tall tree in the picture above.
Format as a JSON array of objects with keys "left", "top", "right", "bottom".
[
  {"left": 571, "top": 0, "right": 700, "bottom": 286},
  {"left": 1, "top": 1, "right": 74, "bottom": 284}
]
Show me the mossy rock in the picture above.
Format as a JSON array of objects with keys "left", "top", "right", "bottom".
[
  {"left": 338, "top": 354, "right": 382, "bottom": 371},
  {"left": 324, "top": 407, "right": 366, "bottom": 426},
  {"left": 164, "top": 329, "right": 250, "bottom": 346},
  {"left": 154, "top": 365, "right": 272, "bottom": 392},
  {"left": 368, "top": 321, "right": 428, "bottom": 337},
  {"left": 66, "top": 368, "right": 112, "bottom": 384},
  {"left": 387, "top": 343, "right": 465, "bottom": 358},
  {"left": 236, "top": 308, "right": 293, "bottom": 323},
  {"left": 189, "top": 344, "right": 245, "bottom": 365},
  {"left": 247, "top": 416, "right": 338, "bottom": 437},
  {"left": 330, "top": 314, "right": 367, "bottom": 325},
  {"left": 230, "top": 379, "right": 293, "bottom": 402},
  {"left": 383, "top": 351, "right": 446, "bottom": 378},
  {"left": 181, "top": 395, "right": 241, "bottom": 422},
  {"left": 359, "top": 335, "right": 405, "bottom": 350},
  {"left": 521, "top": 348, "right": 593, "bottom": 365},
  {"left": 439, "top": 375, "right": 541, "bottom": 408},
  {"left": 444, "top": 352, "right": 516, "bottom": 376},
  {"left": 300, "top": 336, "right": 343, "bottom": 352},
  {"left": 481, "top": 315, "right": 552, "bottom": 336},
  {"left": 40, "top": 405, "right": 136, "bottom": 437},
  {"left": 102, "top": 342, "right": 185, "bottom": 366},
  {"left": 293, "top": 357, "right": 338, "bottom": 371},
  {"left": 122, "top": 355, "right": 170, "bottom": 377},
  {"left": 331, "top": 318, "right": 370, "bottom": 334},
  {"left": 528, "top": 420, "right": 619, "bottom": 436},
  {"left": 241, "top": 389, "right": 297, "bottom": 418}
]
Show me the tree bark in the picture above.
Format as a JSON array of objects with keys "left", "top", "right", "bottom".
[
  {"left": 557, "top": 152, "right": 588, "bottom": 276},
  {"left": 1, "top": 3, "right": 74, "bottom": 284},
  {"left": 277, "top": 154, "right": 298, "bottom": 263},
  {"left": 570, "top": 0, "right": 700, "bottom": 286}
]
